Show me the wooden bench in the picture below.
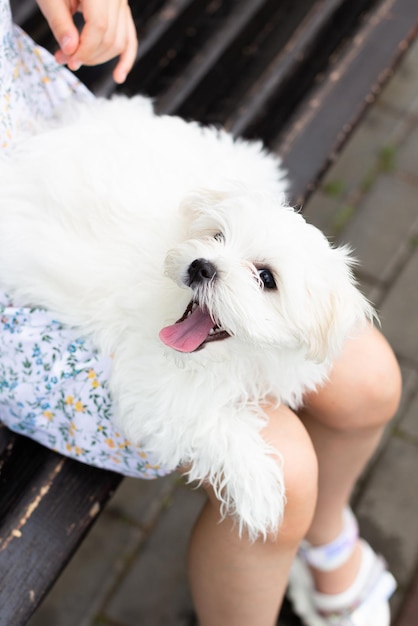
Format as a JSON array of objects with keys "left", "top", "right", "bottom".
[{"left": 2, "top": 0, "right": 418, "bottom": 623}]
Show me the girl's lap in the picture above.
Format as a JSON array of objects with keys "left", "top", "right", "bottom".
[{"left": 0, "top": 291, "right": 171, "bottom": 479}]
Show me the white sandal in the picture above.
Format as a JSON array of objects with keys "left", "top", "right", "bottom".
[{"left": 287, "top": 509, "right": 397, "bottom": 626}]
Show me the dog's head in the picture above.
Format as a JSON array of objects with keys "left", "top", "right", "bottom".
[{"left": 160, "top": 189, "right": 374, "bottom": 363}]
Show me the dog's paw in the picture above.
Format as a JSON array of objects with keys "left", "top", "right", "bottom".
[
  {"left": 224, "top": 450, "right": 286, "bottom": 541},
  {"left": 188, "top": 432, "right": 286, "bottom": 542}
]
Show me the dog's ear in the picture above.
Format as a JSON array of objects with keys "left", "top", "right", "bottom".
[
  {"left": 303, "top": 291, "right": 360, "bottom": 363},
  {"left": 297, "top": 253, "right": 376, "bottom": 364},
  {"left": 180, "top": 189, "right": 228, "bottom": 218},
  {"left": 179, "top": 189, "right": 230, "bottom": 235}
]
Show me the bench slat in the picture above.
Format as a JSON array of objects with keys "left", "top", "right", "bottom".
[
  {"left": 155, "top": 0, "right": 274, "bottom": 114},
  {"left": 0, "top": 435, "right": 121, "bottom": 626},
  {"left": 223, "top": 0, "right": 350, "bottom": 137},
  {"left": 113, "top": 0, "right": 243, "bottom": 99}
]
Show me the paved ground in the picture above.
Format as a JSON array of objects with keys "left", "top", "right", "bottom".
[{"left": 27, "top": 37, "right": 418, "bottom": 626}]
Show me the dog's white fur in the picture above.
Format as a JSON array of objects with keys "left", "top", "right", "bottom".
[{"left": 0, "top": 96, "right": 374, "bottom": 539}]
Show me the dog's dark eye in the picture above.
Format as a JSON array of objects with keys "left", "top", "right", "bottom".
[
  {"left": 214, "top": 232, "right": 224, "bottom": 242},
  {"left": 258, "top": 268, "right": 276, "bottom": 290}
]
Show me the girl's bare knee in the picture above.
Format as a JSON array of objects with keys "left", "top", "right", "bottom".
[
  {"left": 363, "top": 329, "right": 402, "bottom": 423},
  {"left": 303, "top": 325, "right": 402, "bottom": 433},
  {"left": 270, "top": 405, "right": 318, "bottom": 546}
]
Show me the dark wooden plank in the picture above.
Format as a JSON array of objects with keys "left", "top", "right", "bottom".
[
  {"left": 155, "top": 0, "right": 271, "bottom": 114},
  {"left": 115, "top": 0, "right": 242, "bottom": 100},
  {"left": 221, "top": 0, "right": 378, "bottom": 138},
  {"left": 272, "top": 0, "right": 418, "bottom": 206},
  {"left": 158, "top": 0, "right": 318, "bottom": 122},
  {"left": 0, "top": 435, "right": 121, "bottom": 626},
  {"left": 0, "top": 422, "right": 14, "bottom": 455},
  {"left": 0, "top": 429, "right": 56, "bottom": 518},
  {"left": 223, "top": 0, "right": 350, "bottom": 137}
]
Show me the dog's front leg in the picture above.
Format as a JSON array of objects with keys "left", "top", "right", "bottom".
[{"left": 187, "top": 413, "right": 286, "bottom": 542}]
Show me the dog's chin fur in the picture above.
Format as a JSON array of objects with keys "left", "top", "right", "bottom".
[{"left": 0, "top": 96, "right": 374, "bottom": 540}]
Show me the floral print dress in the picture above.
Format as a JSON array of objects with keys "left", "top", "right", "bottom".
[{"left": 0, "top": 0, "right": 170, "bottom": 479}]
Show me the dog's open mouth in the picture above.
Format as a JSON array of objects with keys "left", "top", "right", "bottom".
[{"left": 159, "top": 301, "right": 230, "bottom": 353}]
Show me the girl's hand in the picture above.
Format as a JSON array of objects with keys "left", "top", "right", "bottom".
[{"left": 36, "top": 0, "right": 138, "bottom": 83}]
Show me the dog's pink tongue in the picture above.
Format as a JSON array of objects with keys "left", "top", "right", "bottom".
[{"left": 159, "top": 306, "right": 214, "bottom": 352}]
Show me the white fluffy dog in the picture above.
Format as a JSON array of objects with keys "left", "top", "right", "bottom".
[{"left": 0, "top": 96, "right": 373, "bottom": 540}]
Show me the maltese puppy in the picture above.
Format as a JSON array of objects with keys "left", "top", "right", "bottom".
[{"left": 0, "top": 96, "right": 373, "bottom": 540}]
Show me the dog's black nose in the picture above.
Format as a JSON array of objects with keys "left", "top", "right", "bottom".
[{"left": 187, "top": 258, "right": 217, "bottom": 286}]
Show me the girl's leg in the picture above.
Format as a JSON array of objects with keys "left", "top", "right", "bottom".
[
  {"left": 188, "top": 404, "right": 318, "bottom": 626},
  {"left": 299, "top": 324, "right": 402, "bottom": 594}
]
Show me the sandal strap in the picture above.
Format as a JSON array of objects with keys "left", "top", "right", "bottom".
[
  {"left": 317, "top": 552, "right": 397, "bottom": 625},
  {"left": 299, "top": 508, "right": 359, "bottom": 572}
]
